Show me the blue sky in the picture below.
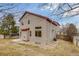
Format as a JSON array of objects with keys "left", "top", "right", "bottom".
[{"left": 1, "top": 3, "right": 79, "bottom": 26}]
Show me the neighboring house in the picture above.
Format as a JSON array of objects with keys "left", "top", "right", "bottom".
[
  {"left": 73, "top": 35, "right": 79, "bottom": 47},
  {"left": 19, "top": 11, "right": 60, "bottom": 44},
  {"left": 73, "top": 29, "right": 79, "bottom": 47}
]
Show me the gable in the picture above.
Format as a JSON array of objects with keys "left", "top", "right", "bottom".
[{"left": 19, "top": 11, "right": 60, "bottom": 26}]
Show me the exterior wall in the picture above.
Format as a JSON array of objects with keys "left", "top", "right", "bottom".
[
  {"left": 19, "top": 13, "right": 59, "bottom": 44},
  {"left": 46, "top": 22, "right": 60, "bottom": 43}
]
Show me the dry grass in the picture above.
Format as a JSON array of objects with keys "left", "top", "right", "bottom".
[{"left": 0, "top": 39, "right": 79, "bottom": 56}]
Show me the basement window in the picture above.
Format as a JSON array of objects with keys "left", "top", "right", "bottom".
[{"left": 53, "top": 38, "right": 57, "bottom": 41}]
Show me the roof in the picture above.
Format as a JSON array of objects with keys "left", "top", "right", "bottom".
[{"left": 19, "top": 11, "right": 60, "bottom": 26}]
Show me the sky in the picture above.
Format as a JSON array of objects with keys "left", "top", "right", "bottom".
[{"left": 1, "top": 3, "right": 79, "bottom": 26}]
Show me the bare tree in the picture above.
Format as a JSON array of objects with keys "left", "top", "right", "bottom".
[{"left": 66, "top": 23, "right": 77, "bottom": 42}]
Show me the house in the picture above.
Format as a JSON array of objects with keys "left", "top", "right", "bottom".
[
  {"left": 73, "top": 29, "right": 79, "bottom": 47},
  {"left": 73, "top": 35, "right": 79, "bottom": 47},
  {"left": 19, "top": 11, "right": 60, "bottom": 45}
]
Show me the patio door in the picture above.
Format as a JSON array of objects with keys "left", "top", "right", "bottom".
[{"left": 22, "top": 31, "right": 30, "bottom": 41}]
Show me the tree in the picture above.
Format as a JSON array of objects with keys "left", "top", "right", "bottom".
[
  {"left": 0, "top": 13, "right": 19, "bottom": 39},
  {"left": 11, "top": 26, "right": 19, "bottom": 34},
  {"left": 66, "top": 23, "right": 77, "bottom": 42}
]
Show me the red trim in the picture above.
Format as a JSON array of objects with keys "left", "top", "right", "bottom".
[
  {"left": 21, "top": 28, "right": 29, "bottom": 31},
  {"left": 19, "top": 11, "right": 60, "bottom": 26}
]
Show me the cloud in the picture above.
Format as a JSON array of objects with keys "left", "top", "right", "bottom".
[
  {"left": 40, "top": 3, "right": 59, "bottom": 11},
  {"left": 63, "top": 6, "right": 79, "bottom": 17}
]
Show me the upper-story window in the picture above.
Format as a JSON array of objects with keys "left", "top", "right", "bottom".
[
  {"left": 28, "top": 20, "right": 30, "bottom": 24},
  {"left": 21, "top": 22, "right": 24, "bottom": 25},
  {"left": 35, "top": 27, "right": 41, "bottom": 29}
]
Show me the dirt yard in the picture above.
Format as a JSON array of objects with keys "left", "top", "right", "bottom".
[{"left": 0, "top": 39, "right": 79, "bottom": 56}]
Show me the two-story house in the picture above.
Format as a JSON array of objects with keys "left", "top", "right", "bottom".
[{"left": 19, "top": 11, "right": 60, "bottom": 44}]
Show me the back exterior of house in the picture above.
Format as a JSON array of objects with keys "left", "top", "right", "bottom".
[{"left": 19, "top": 11, "right": 60, "bottom": 44}]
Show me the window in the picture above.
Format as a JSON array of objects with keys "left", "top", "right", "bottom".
[
  {"left": 28, "top": 20, "right": 30, "bottom": 24},
  {"left": 29, "top": 31, "right": 31, "bottom": 36},
  {"left": 35, "top": 27, "right": 41, "bottom": 29},
  {"left": 52, "top": 29, "right": 54, "bottom": 32},
  {"left": 35, "top": 26, "right": 42, "bottom": 37},
  {"left": 20, "top": 32, "right": 21, "bottom": 36},
  {"left": 21, "top": 22, "right": 24, "bottom": 25},
  {"left": 35, "top": 31, "right": 42, "bottom": 37},
  {"left": 53, "top": 38, "right": 57, "bottom": 41}
]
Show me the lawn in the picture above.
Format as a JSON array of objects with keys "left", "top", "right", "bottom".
[{"left": 0, "top": 39, "right": 79, "bottom": 56}]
